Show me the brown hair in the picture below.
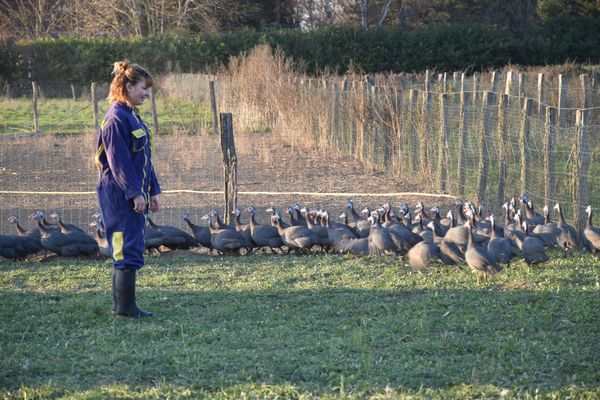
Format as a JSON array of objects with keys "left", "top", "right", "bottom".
[{"left": 108, "top": 61, "right": 153, "bottom": 108}]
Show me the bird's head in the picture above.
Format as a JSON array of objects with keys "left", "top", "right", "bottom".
[
  {"left": 7, "top": 215, "right": 18, "bottom": 224},
  {"left": 180, "top": 212, "right": 189, "bottom": 220},
  {"left": 246, "top": 206, "right": 255, "bottom": 215}
]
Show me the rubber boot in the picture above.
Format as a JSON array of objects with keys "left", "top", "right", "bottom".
[
  {"left": 115, "top": 269, "right": 153, "bottom": 318},
  {"left": 111, "top": 268, "right": 117, "bottom": 314}
]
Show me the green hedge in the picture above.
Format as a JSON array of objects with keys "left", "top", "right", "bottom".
[{"left": 1, "top": 17, "right": 599, "bottom": 88}]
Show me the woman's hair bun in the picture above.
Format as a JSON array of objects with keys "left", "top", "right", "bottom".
[{"left": 112, "top": 61, "right": 129, "bottom": 76}]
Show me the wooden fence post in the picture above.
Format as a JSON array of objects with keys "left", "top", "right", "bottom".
[
  {"left": 543, "top": 107, "right": 556, "bottom": 207},
  {"left": 558, "top": 74, "right": 567, "bottom": 128},
  {"left": 408, "top": 89, "right": 419, "bottom": 172},
  {"left": 519, "top": 98, "right": 533, "bottom": 196},
  {"left": 580, "top": 74, "right": 591, "bottom": 109},
  {"left": 573, "top": 109, "right": 590, "bottom": 233},
  {"left": 32, "top": 81, "right": 39, "bottom": 134},
  {"left": 496, "top": 94, "right": 508, "bottom": 207},
  {"left": 476, "top": 91, "right": 495, "bottom": 205},
  {"left": 537, "top": 73, "right": 545, "bottom": 114},
  {"left": 71, "top": 83, "right": 76, "bottom": 100},
  {"left": 437, "top": 93, "right": 449, "bottom": 192},
  {"left": 220, "top": 113, "right": 237, "bottom": 225},
  {"left": 5, "top": 83, "right": 10, "bottom": 98},
  {"left": 91, "top": 82, "right": 99, "bottom": 135},
  {"left": 150, "top": 87, "right": 159, "bottom": 136},
  {"left": 490, "top": 71, "right": 499, "bottom": 93},
  {"left": 505, "top": 70, "right": 514, "bottom": 96},
  {"left": 472, "top": 72, "right": 480, "bottom": 104},
  {"left": 209, "top": 80, "right": 218, "bottom": 135},
  {"left": 457, "top": 76, "right": 469, "bottom": 197},
  {"left": 420, "top": 70, "right": 432, "bottom": 175}
]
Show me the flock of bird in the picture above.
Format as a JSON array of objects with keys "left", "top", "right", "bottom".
[{"left": 2, "top": 195, "right": 600, "bottom": 283}]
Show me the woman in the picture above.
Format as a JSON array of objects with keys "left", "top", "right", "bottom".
[{"left": 95, "top": 61, "right": 161, "bottom": 318}]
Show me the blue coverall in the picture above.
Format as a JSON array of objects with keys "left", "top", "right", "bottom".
[{"left": 95, "top": 102, "right": 161, "bottom": 270}]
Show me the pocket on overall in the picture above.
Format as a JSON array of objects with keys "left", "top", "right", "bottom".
[{"left": 131, "top": 128, "right": 147, "bottom": 152}]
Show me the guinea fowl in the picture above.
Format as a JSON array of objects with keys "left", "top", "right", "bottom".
[
  {"left": 246, "top": 206, "right": 284, "bottom": 251},
  {"left": 338, "top": 212, "right": 360, "bottom": 237},
  {"left": 232, "top": 208, "right": 251, "bottom": 233},
  {"left": 0, "top": 234, "right": 34, "bottom": 260},
  {"left": 89, "top": 221, "right": 111, "bottom": 258},
  {"left": 533, "top": 206, "right": 560, "bottom": 236},
  {"left": 345, "top": 200, "right": 370, "bottom": 238},
  {"left": 426, "top": 221, "right": 464, "bottom": 266},
  {"left": 320, "top": 210, "right": 356, "bottom": 243},
  {"left": 553, "top": 203, "right": 579, "bottom": 251},
  {"left": 7, "top": 215, "right": 43, "bottom": 253},
  {"left": 583, "top": 205, "right": 600, "bottom": 255},
  {"left": 285, "top": 207, "right": 304, "bottom": 226},
  {"left": 147, "top": 217, "right": 197, "bottom": 250},
  {"left": 271, "top": 212, "right": 318, "bottom": 252},
  {"left": 266, "top": 207, "right": 289, "bottom": 228},
  {"left": 520, "top": 195, "right": 545, "bottom": 226},
  {"left": 406, "top": 241, "right": 439, "bottom": 271},
  {"left": 414, "top": 202, "right": 432, "bottom": 226},
  {"left": 201, "top": 214, "right": 253, "bottom": 254},
  {"left": 181, "top": 212, "right": 212, "bottom": 249},
  {"left": 333, "top": 236, "right": 369, "bottom": 255},
  {"left": 443, "top": 216, "right": 488, "bottom": 251},
  {"left": 49, "top": 212, "right": 85, "bottom": 234},
  {"left": 32, "top": 212, "right": 98, "bottom": 257},
  {"left": 454, "top": 200, "right": 468, "bottom": 225},
  {"left": 300, "top": 207, "right": 331, "bottom": 250},
  {"left": 430, "top": 207, "right": 450, "bottom": 236},
  {"left": 292, "top": 204, "right": 308, "bottom": 226},
  {"left": 367, "top": 212, "right": 410, "bottom": 256},
  {"left": 464, "top": 221, "right": 502, "bottom": 284},
  {"left": 486, "top": 215, "right": 517, "bottom": 266},
  {"left": 513, "top": 220, "right": 549, "bottom": 265},
  {"left": 209, "top": 209, "right": 233, "bottom": 230}
]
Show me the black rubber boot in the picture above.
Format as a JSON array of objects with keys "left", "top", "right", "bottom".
[
  {"left": 111, "top": 268, "right": 117, "bottom": 314},
  {"left": 115, "top": 268, "right": 153, "bottom": 318}
]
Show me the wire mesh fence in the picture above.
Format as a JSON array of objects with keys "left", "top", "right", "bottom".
[{"left": 0, "top": 65, "right": 599, "bottom": 237}]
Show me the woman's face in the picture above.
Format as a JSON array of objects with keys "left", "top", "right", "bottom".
[{"left": 126, "top": 80, "right": 150, "bottom": 106}]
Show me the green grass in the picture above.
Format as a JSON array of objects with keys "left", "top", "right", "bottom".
[
  {"left": 0, "top": 98, "right": 212, "bottom": 136},
  {"left": 1, "top": 251, "right": 599, "bottom": 399}
]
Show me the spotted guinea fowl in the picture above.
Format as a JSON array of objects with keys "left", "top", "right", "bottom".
[
  {"left": 232, "top": 208, "right": 251, "bottom": 233},
  {"left": 300, "top": 207, "right": 331, "bottom": 250},
  {"left": 271, "top": 212, "right": 318, "bottom": 252},
  {"left": 513, "top": 220, "right": 549, "bottom": 265},
  {"left": 31, "top": 211, "right": 98, "bottom": 257},
  {"left": 246, "top": 206, "right": 283, "bottom": 251},
  {"left": 486, "top": 215, "right": 517, "bottom": 266},
  {"left": 89, "top": 221, "right": 111, "bottom": 258},
  {"left": 49, "top": 212, "right": 85, "bottom": 235},
  {"left": 426, "top": 221, "right": 464, "bottom": 266},
  {"left": 319, "top": 210, "right": 357, "bottom": 244},
  {"left": 583, "top": 205, "right": 600, "bottom": 255},
  {"left": 520, "top": 195, "right": 545, "bottom": 226},
  {"left": 0, "top": 234, "right": 34, "bottom": 260},
  {"left": 181, "top": 212, "right": 212, "bottom": 249},
  {"left": 7, "top": 215, "right": 43, "bottom": 254},
  {"left": 464, "top": 221, "right": 502, "bottom": 284},
  {"left": 345, "top": 200, "right": 370, "bottom": 238},
  {"left": 147, "top": 217, "right": 197, "bottom": 250},
  {"left": 406, "top": 241, "right": 439, "bottom": 271},
  {"left": 367, "top": 212, "right": 410, "bottom": 256},
  {"left": 201, "top": 214, "right": 253, "bottom": 254},
  {"left": 552, "top": 203, "right": 579, "bottom": 251}
]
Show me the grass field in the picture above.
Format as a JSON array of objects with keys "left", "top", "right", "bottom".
[
  {"left": 1, "top": 251, "right": 599, "bottom": 399},
  {"left": 0, "top": 98, "right": 212, "bottom": 136}
]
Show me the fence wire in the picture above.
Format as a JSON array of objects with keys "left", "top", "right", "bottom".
[{"left": 0, "top": 70, "right": 599, "bottom": 236}]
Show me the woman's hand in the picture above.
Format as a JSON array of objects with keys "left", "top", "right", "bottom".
[
  {"left": 149, "top": 195, "right": 160, "bottom": 213},
  {"left": 133, "top": 195, "right": 146, "bottom": 213}
]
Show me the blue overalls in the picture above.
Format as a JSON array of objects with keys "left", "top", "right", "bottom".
[{"left": 95, "top": 102, "right": 161, "bottom": 270}]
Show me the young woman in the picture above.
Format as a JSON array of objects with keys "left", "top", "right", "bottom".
[{"left": 95, "top": 61, "right": 161, "bottom": 318}]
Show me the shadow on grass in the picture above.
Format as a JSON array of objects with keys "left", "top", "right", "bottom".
[{"left": 1, "top": 284, "right": 598, "bottom": 395}]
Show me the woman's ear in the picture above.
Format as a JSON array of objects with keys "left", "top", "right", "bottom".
[{"left": 125, "top": 82, "right": 133, "bottom": 93}]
